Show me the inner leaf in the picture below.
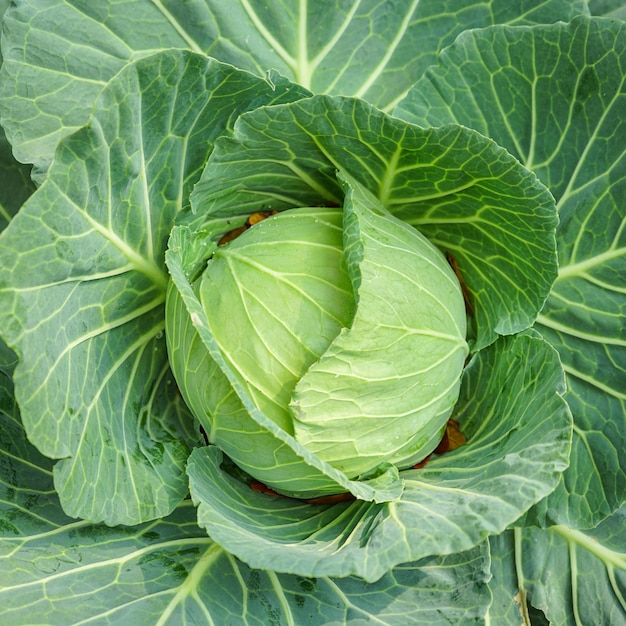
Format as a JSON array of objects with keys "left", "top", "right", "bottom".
[
  {"left": 199, "top": 207, "right": 354, "bottom": 433},
  {"left": 291, "top": 174, "right": 469, "bottom": 477}
]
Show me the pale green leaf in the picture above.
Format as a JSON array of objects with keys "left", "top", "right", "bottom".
[
  {"left": 0, "top": 50, "right": 310, "bottom": 525},
  {"left": 291, "top": 173, "right": 468, "bottom": 477},
  {"left": 200, "top": 208, "right": 354, "bottom": 436},
  {"left": 166, "top": 222, "right": 405, "bottom": 502},
  {"left": 394, "top": 15, "right": 626, "bottom": 528},
  {"left": 0, "top": 0, "right": 588, "bottom": 176}
]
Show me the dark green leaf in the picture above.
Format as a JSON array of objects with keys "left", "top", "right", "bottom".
[
  {"left": 0, "top": 0, "right": 35, "bottom": 229},
  {"left": 0, "top": 348, "right": 492, "bottom": 624},
  {"left": 588, "top": 0, "right": 626, "bottom": 18},
  {"left": 0, "top": 126, "right": 34, "bottom": 231},
  {"left": 489, "top": 511, "right": 626, "bottom": 625},
  {"left": 0, "top": 50, "right": 310, "bottom": 525},
  {"left": 487, "top": 533, "right": 530, "bottom": 624},
  {"left": 395, "top": 15, "right": 626, "bottom": 528},
  {"left": 0, "top": 0, "right": 588, "bottom": 176}
]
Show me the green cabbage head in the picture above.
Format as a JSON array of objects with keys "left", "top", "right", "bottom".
[{"left": 167, "top": 173, "right": 468, "bottom": 499}]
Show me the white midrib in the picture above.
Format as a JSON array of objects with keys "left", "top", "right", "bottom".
[
  {"left": 557, "top": 247, "right": 626, "bottom": 280},
  {"left": 297, "top": 0, "right": 310, "bottom": 86},
  {"left": 552, "top": 524, "right": 626, "bottom": 572},
  {"left": 239, "top": 0, "right": 297, "bottom": 72}
]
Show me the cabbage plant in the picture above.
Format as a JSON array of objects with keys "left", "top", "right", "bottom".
[{"left": 0, "top": 1, "right": 625, "bottom": 624}]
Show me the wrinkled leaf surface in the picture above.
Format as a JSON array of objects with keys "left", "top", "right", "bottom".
[
  {"left": 395, "top": 15, "right": 626, "bottom": 528},
  {"left": 0, "top": 0, "right": 588, "bottom": 175},
  {"left": 186, "top": 333, "right": 571, "bottom": 581},
  {"left": 0, "top": 50, "right": 309, "bottom": 525}
]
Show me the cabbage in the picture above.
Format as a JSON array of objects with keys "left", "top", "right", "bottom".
[{"left": 168, "top": 184, "right": 467, "bottom": 496}]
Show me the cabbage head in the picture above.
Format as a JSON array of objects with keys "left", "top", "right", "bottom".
[{"left": 167, "top": 174, "right": 468, "bottom": 498}]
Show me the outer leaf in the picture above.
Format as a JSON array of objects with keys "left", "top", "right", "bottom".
[
  {"left": 163, "top": 0, "right": 588, "bottom": 112},
  {"left": 487, "top": 512, "right": 626, "bottom": 626},
  {"left": 486, "top": 533, "right": 530, "bottom": 625},
  {"left": 186, "top": 333, "right": 571, "bottom": 582},
  {"left": 0, "top": 50, "right": 310, "bottom": 525},
  {"left": 0, "top": 354, "right": 492, "bottom": 624},
  {"left": 191, "top": 95, "right": 558, "bottom": 351},
  {"left": 522, "top": 512, "right": 626, "bottom": 625},
  {"left": 394, "top": 16, "right": 626, "bottom": 527},
  {"left": 0, "top": 344, "right": 75, "bottom": 542},
  {"left": 0, "top": 0, "right": 588, "bottom": 175},
  {"left": 0, "top": 0, "right": 9, "bottom": 64},
  {"left": 0, "top": 0, "right": 191, "bottom": 180}
]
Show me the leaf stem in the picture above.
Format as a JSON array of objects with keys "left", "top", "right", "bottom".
[
  {"left": 513, "top": 527, "right": 532, "bottom": 625},
  {"left": 551, "top": 525, "right": 626, "bottom": 571}
]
